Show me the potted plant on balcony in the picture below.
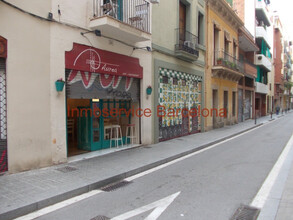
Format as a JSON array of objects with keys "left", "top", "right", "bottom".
[
  {"left": 231, "top": 62, "right": 236, "bottom": 70},
  {"left": 217, "top": 58, "right": 223, "bottom": 65}
]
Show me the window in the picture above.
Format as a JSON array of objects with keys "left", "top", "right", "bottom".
[
  {"left": 224, "top": 31, "right": 230, "bottom": 59},
  {"left": 198, "top": 11, "right": 204, "bottom": 45},
  {"left": 214, "top": 24, "right": 220, "bottom": 64},
  {"left": 233, "top": 41, "right": 237, "bottom": 59},
  {"left": 179, "top": 1, "right": 187, "bottom": 44}
]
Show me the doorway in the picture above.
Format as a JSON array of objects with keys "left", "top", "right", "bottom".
[
  {"left": 179, "top": 1, "right": 186, "bottom": 44},
  {"left": 212, "top": 89, "right": 218, "bottom": 128},
  {"left": 67, "top": 99, "right": 132, "bottom": 156}
]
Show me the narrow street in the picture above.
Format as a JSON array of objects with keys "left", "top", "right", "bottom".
[{"left": 27, "top": 114, "right": 293, "bottom": 220}]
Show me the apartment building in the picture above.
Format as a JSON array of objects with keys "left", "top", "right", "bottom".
[
  {"left": 0, "top": 0, "right": 153, "bottom": 173},
  {"left": 152, "top": 0, "right": 206, "bottom": 142},
  {"left": 205, "top": 0, "right": 244, "bottom": 130}
]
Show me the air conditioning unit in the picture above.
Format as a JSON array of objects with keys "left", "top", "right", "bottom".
[
  {"left": 150, "top": 0, "right": 160, "bottom": 4},
  {"left": 184, "top": 41, "right": 194, "bottom": 49}
]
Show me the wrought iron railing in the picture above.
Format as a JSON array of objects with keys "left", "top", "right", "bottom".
[
  {"left": 175, "top": 28, "right": 199, "bottom": 57},
  {"left": 214, "top": 50, "right": 244, "bottom": 72},
  {"left": 93, "top": 0, "right": 150, "bottom": 33}
]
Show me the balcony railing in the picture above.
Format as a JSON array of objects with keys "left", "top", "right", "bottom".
[
  {"left": 175, "top": 28, "right": 199, "bottom": 57},
  {"left": 214, "top": 50, "right": 244, "bottom": 72},
  {"left": 93, "top": 0, "right": 150, "bottom": 33}
]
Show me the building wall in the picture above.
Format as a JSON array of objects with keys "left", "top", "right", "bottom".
[
  {"left": 0, "top": 1, "right": 53, "bottom": 172},
  {"left": 152, "top": 0, "right": 206, "bottom": 66},
  {"left": 1, "top": 0, "right": 153, "bottom": 173},
  {"left": 205, "top": 6, "right": 240, "bottom": 130},
  {"left": 274, "top": 29, "right": 284, "bottom": 85},
  {"left": 233, "top": 0, "right": 245, "bottom": 22},
  {"left": 152, "top": 0, "right": 205, "bottom": 142}
]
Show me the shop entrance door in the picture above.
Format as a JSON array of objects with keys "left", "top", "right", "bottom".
[
  {"left": 91, "top": 100, "right": 103, "bottom": 150},
  {"left": 77, "top": 100, "right": 103, "bottom": 151}
]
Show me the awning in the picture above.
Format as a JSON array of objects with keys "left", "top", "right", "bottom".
[{"left": 65, "top": 43, "right": 143, "bottom": 79}]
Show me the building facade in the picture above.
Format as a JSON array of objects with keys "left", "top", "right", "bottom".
[
  {"left": 233, "top": 0, "right": 259, "bottom": 122},
  {"left": 0, "top": 0, "right": 154, "bottom": 173},
  {"left": 152, "top": 0, "right": 206, "bottom": 142},
  {"left": 254, "top": 0, "right": 272, "bottom": 117},
  {"left": 205, "top": 0, "right": 244, "bottom": 130}
]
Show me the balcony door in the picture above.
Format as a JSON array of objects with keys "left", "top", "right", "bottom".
[{"left": 179, "top": 1, "right": 186, "bottom": 44}]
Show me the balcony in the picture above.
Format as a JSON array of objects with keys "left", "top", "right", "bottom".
[
  {"left": 175, "top": 29, "right": 199, "bottom": 62},
  {"left": 244, "top": 61, "right": 257, "bottom": 78},
  {"left": 255, "top": 82, "right": 269, "bottom": 94},
  {"left": 238, "top": 26, "right": 259, "bottom": 52},
  {"left": 256, "top": 26, "right": 271, "bottom": 48},
  {"left": 255, "top": 54, "right": 272, "bottom": 71},
  {"left": 90, "top": 0, "right": 151, "bottom": 44},
  {"left": 212, "top": 50, "right": 244, "bottom": 82},
  {"left": 256, "top": 0, "right": 271, "bottom": 27}
]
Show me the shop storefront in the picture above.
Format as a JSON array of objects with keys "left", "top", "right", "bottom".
[
  {"left": 65, "top": 43, "right": 142, "bottom": 156},
  {"left": 158, "top": 68, "right": 202, "bottom": 141}
]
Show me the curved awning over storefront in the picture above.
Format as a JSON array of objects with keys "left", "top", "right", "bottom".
[
  {"left": 65, "top": 43, "right": 142, "bottom": 102},
  {"left": 65, "top": 43, "right": 143, "bottom": 79}
]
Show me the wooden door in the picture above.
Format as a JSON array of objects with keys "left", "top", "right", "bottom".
[{"left": 179, "top": 2, "right": 186, "bottom": 44}]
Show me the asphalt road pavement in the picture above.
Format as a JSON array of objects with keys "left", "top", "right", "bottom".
[{"left": 32, "top": 115, "right": 293, "bottom": 220}]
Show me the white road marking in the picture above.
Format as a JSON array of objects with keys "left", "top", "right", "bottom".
[
  {"left": 14, "top": 190, "right": 103, "bottom": 220},
  {"left": 111, "top": 192, "right": 180, "bottom": 220},
  {"left": 250, "top": 132, "right": 293, "bottom": 209}
]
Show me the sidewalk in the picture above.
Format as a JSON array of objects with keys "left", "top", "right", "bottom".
[
  {"left": 275, "top": 163, "right": 293, "bottom": 220},
  {"left": 0, "top": 114, "right": 285, "bottom": 220}
]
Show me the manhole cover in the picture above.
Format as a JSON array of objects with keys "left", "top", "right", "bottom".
[
  {"left": 100, "top": 180, "right": 132, "bottom": 192},
  {"left": 56, "top": 166, "right": 78, "bottom": 173},
  {"left": 90, "top": 215, "right": 110, "bottom": 220},
  {"left": 230, "top": 205, "right": 260, "bottom": 220}
]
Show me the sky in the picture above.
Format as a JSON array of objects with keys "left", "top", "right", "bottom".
[{"left": 270, "top": 0, "right": 293, "bottom": 40}]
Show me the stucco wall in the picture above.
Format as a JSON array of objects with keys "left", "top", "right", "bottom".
[
  {"left": 0, "top": 1, "right": 52, "bottom": 172},
  {"left": 205, "top": 6, "right": 240, "bottom": 130},
  {"left": 152, "top": 0, "right": 206, "bottom": 65},
  {"left": 1, "top": 0, "right": 153, "bottom": 173}
]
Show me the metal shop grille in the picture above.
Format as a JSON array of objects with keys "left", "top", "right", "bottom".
[
  {"left": 0, "top": 58, "right": 7, "bottom": 173},
  {"left": 56, "top": 166, "right": 78, "bottom": 173},
  {"left": 230, "top": 205, "right": 260, "bottom": 220},
  {"left": 100, "top": 180, "right": 132, "bottom": 192},
  {"left": 90, "top": 216, "right": 110, "bottom": 220}
]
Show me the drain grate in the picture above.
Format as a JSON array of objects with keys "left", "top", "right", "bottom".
[
  {"left": 56, "top": 166, "right": 78, "bottom": 173},
  {"left": 90, "top": 215, "right": 110, "bottom": 220},
  {"left": 100, "top": 180, "right": 132, "bottom": 192},
  {"left": 230, "top": 205, "right": 260, "bottom": 220}
]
